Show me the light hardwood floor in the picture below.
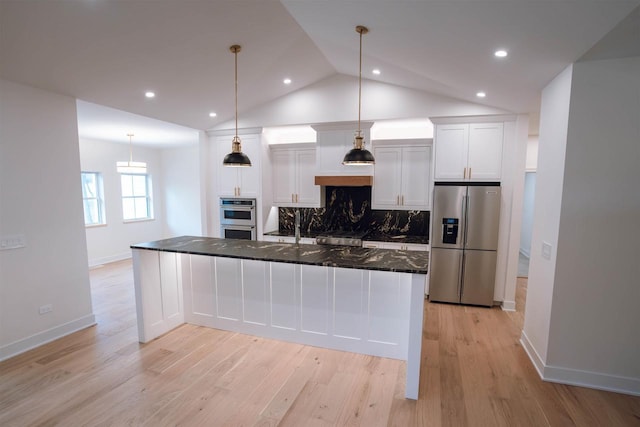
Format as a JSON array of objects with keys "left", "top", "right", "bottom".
[{"left": 1, "top": 260, "right": 638, "bottom": 426}]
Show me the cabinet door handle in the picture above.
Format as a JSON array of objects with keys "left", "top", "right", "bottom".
[
  {"left": 469, "top": 167, "right": 472, "bottom": 179},
  {"left": 463, "top": 167, "right": 467, "bottom": 179},
  {"left": 296, "top": 194, "right": 299, "bottom": 203},
  {"left": 401, "top": 195, "right": 404, "bottom": 205},
  {"left": 397, "top": 195, "right": 400, "bottom": 205},
  {"left": 292, "top": 193, "right": 294, "bottom": 203}
]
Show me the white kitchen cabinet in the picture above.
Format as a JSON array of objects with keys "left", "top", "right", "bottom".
[
  {"left": 434, "top": 122, "right": 503, "bottom": 181},
  {"left": 372, "top": 140, "right": 432, "bottom": 210},
  {"left": 271, "top": 144, "right": 320, "bottom": 207},
  {"left": 215, "top": 133, "right": 262, "bottom": 197},
  {"left": 312, "top": 122, "right": 374, "bottom": 176}
]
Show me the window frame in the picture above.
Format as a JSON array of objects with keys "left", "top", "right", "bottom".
[
  {"left": 120, "top": 173, "right": 154, "bottom": 222},
  {"left": 81, "top": 171, "right": 106, "bottom": 227}
]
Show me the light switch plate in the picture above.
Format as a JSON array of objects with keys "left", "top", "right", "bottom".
[
  {"left": 0, "top": 234, "right": 26, "bottom": 250},
  {"left": 542, "top": 241, "right": 552, "bottom": 260}
]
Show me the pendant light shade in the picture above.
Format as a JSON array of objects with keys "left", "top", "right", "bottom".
[
  {"left": 223, "top": 44, "right": 251, "bottom": 167},
  {"left": 343, "top": 25, "right": 374, "bottom": 166},
  {"left": 117, "top": 133, "right": 147, "bottom": 174}
]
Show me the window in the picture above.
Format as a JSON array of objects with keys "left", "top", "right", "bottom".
[
  {"left": 81, "top": 172, "right": 106, "bottom": 226},
  {"left": 121, "top": 173, "right": 153, "bottom": 221}
]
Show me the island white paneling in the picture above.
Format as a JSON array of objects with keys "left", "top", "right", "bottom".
[
  {"left": 333, "top": 268, "right": 364, "bottom": 340},
  {"left": 300, "top": 264, "right": 330, "bottom": 335},
  {"left": 176, "top": 255, "right": 416, "bottom": 361},
  {"left": 271, "top": 262, "right": 297, "bottom": 330},
  {"left": 133, "top": 250, "right": 184, "bottom": 342},
  {"left": 184, "top": 254, "right": 215, "bottom": 322},
  {"left": 215, "top": 257, "right": 242, "bottom": 321},
  {"left": 242, "top": 259, "right": 268, "bottom": 326}
]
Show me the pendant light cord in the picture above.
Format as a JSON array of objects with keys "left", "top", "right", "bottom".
[
  {"left": 234, "top": 47, "right": 238, "bottom": 139},
  {"left": 358, "top": 27, "right": 362, "bottom": 136}
]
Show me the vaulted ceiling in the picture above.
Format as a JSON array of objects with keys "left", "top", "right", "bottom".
[{"left": 1, "top": 1, "right": 638, "bottom": 145}]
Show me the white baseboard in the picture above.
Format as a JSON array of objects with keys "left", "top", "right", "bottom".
[
  {"left": 501, "top": 300, "right": 516, "bottom": 311},
  {"left": 520, "top": 330, "right": 545, "bottom": 378},
  {"left": 88, "top": 252, "right": 131, "bottom": 268},
  {"left": 543, "top": 365, "right": 640, "bottom": 396},
  {"left": 520, "top": 330, "right": 640, "bottom": 396},
  {"left": 0, "top": 314, "right": 96, "bottom": 362}
]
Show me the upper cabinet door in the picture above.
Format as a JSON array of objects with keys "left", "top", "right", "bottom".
[
  {"left": 215, "top": 133, "right": 262, "bottom": 197},
  {"left": 295, "top": 149, "right": 319, "bottom": 206},
  {"left": 272, "top": 149, "right": 295, "bottom": 204},
  {"left": 467, "top": 123, "right": 503, "bottom": 181},
  {"left": 236, "top": 134, "right": 261, "bottom": 197},
  {"left": 401, "top": 145, "right": 431, "bottom": 209},
  {"left": 434, "top": 122, "right": 503, "bottom": 182},
  {"left": 216, "top": 136, "right": 241, "bottom": 196},
  {"left": 372, "top": 146, "right": 402, "bottom": 208},
  {"left": 434, "top": 124, "right": 469, "bottom": 181},
  {"left": 271, "top": 145, "right": 320, "bottom": 207},
  {"left": 372, "top": 141, "right": 432, "bottom": 211}
]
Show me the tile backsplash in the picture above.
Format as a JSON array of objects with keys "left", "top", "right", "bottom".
[{"left": 279, "top": 186, "right": 429, "bottom": 238}]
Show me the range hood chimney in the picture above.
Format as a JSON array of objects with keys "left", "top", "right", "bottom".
[{"left": 314, "top": 175, "right": 373, "bottom": 187}]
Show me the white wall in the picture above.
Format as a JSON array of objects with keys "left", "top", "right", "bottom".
[
  {"left": 547, "top": 56, "right": 640, "bottom": 392},
  {"left": 0, "top": 79, "right": 95, "bottom": 360},
  {"left": 521, "top": 65, "right": 573, "bottom": 370},
  {"left": 160, "top": 145, "right": 202, "bottom": 238},
  {"left": 525, "top": 136, "right": 539, "bottom": 171},
  {"left": 79, "top": 138, "right": 164, "bottom": 266},
  {"left": 519, "top": 172, "right": 536, "bottom": 258},
  {"left": 494, "top": 115, "right": 529, "bottom": 310},
  {"left": 523, "top": 57, "right": 640, "bottom": 395}
]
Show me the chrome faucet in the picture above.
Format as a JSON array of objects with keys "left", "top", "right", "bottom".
[{"left": 294, "top": 209, "right": 301, "bottom": 244}]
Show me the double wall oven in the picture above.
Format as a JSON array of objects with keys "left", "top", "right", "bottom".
[{"left": 220, "top": 198, "right": 256, "bottom": 240}]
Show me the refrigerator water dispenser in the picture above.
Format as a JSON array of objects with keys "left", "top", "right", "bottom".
[{"left": 442, "top": 218, "right": 459, "bottom": 244}]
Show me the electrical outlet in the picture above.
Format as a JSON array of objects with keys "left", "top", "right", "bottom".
[
  {"left": 0, "top": 234, "right": 26, "bottom": 250},
  {"left": 542, "top": 242, "right": 552, "bottom": 260},
  {"left": 39, "top": 304, "right": 53, "bottom": 315}
]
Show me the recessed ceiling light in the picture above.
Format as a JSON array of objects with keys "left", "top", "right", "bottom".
[
  {"left": 494, "top": 50, "right": 508, "bottom": 58},
  {"left": 283, "top": 78, "right": 292, "bottom": 85},
  {"left": 209, "top": 112, "right": 217, "bottom": 118},
  {"left": 145, "top": 91, "right": 155, "bottom": 98},
  {"left": 372, "top": 69, "right": 381, "bottom": 75},
  {"left": 476, "top": 91, "right": 486, "bottom": 98}
]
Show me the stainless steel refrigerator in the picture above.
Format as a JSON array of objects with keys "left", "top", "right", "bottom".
[{"left": 430, "top": 183, "right": 501, "bottom": 306}]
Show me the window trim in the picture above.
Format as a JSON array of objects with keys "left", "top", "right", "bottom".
[
  {"left": 120, "top": 173, "right": 154, "bottom": 221},
  {"left": 81, "top": 171, "right": 106, "bottom": 227}
]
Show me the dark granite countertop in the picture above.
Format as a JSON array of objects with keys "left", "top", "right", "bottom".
[
  {"left": 131, "top": 236, "right": 428, "bottom": 274},
  {"left": 263, "top": 230, "right": 428, "bottom": 245}
]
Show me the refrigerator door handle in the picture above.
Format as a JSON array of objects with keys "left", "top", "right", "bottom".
[
  {"left": 461, "top": 194, "right": 468, "bottom": 246},
  {"left": 465, "top": 194, "right": 470, "bottom": 244},
  {"left": 459, "top": 251, "right": 466, "bottom": 300}
]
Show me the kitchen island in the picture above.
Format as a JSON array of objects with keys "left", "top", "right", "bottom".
[{"left": 131, "top": 236, "right": 428, "bottom": 399}]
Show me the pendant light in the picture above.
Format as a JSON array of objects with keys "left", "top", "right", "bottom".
[
  {"left": 343, "top": 25, "right": 375, "bottom": 165},
  {"left": 116, "top": 133, "right": 147, "bottom": 174},
  {"left": 223, "top": 44, "right": 251, "bottom": 167}
]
